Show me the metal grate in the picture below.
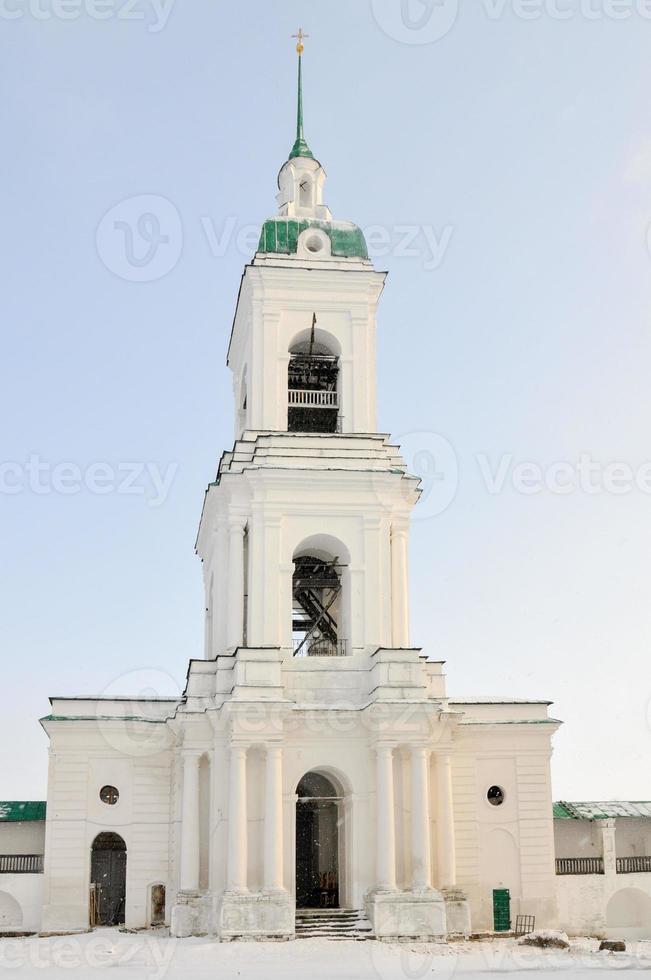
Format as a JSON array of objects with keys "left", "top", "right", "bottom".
[{"left": 515, "top": 915, "right": 536, "bottom": 937}]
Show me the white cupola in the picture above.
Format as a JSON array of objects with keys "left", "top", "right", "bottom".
[{"left": 275, "top": 34, "right": 331, "bottom": 222}]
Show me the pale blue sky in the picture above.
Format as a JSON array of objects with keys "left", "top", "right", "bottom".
[{"left": 2, "top": 1, "right": 651, "bottom": 800}]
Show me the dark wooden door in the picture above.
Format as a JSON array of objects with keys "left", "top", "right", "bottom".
[
  {"left": 295, "top": 799, "right": 339, "bottom": 909},
  {"left": 493, "top": 888, "right": 511, "bottom": 932},
  {"left": 91, "top": 842, "right": 126, "bottom": 925}
]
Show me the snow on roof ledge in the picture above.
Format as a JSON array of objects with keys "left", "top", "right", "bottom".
[{"left": 554, "top": 801, "right": 651, "bottom": 820}]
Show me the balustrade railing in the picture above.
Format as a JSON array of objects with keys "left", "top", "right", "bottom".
[
  {"left": 0, "top": 854, "right": 44, "bottom": 874},
  {"left": 288, "top": 389, "right": 339, "bottom": 409},
  {"left": 293, "top": 638, "right": 348, "bottom": 658},
  {"left": 616, "top": 856, "right": 651, "bottom": 874},
  {"left": 555, "top": 857, "right": 604, "bottom": 875}
]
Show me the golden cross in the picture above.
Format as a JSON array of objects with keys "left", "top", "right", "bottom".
[{"left": 292, "top": 28, "right": 309, "bottom": 55}]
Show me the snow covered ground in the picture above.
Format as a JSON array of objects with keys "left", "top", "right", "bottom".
[{"left": 1, "top": 930, "right": 650, "bottom": 979}]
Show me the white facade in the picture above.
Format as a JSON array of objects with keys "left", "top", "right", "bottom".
[{"left": 36, "top": 65, "right": 566, "bottom": 941}]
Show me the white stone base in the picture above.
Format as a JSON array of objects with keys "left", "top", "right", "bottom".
[
  {"left": 442, "top": 888, "right": 471, "bottom": 936},
  {"left": 219, "top": 890, "right": 295, "bottom": 940},
  {"left": 367, "top": 889, "right": 447, "bottom": 940},
  {"left": 170, "top": 891, "right": 213, "bottom": 937}
]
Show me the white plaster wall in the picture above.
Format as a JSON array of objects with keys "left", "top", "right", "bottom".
[
  {"left": 556, "top": 872, "right": 651, "bottom": 940},
  {"left": 451, "top": 727, "right": 558, "bottom": 932},
  {"left": 554, "top": 819, "right": 601, "bottom": 859},
  {"left": 0, "top": 822, "right": 45, "bottom": 855},
  {"left": 41, "top": 718, "right": 174, "bottom": 933},
  {"left": 616, "top": 819, "right": 651, "bottom": 857},
  {"left": 228, "top": 265, "right": 385, "bottom": 437},
  {"left": 0, "top": 875, "right": 43, "bottom": 931}
]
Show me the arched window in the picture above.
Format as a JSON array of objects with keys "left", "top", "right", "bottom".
[
  {"left": 292, "top": 554, "right": 345, "bottom": 657},
  {"left": 299, "top": 176, "right": 313, "bottom": 209},
  {"left": 288, "top": 330, "right": 340, "bottom": 434}
]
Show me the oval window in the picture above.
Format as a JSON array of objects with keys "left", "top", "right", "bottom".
[
  {"left": 99, "top": 785, "right": 119, "bottom": 806},
  {"left": 487, "top": 785, "right": 505, "bottom": 807}
]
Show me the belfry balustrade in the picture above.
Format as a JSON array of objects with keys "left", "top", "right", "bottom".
[{"left": 288, "top": 336, "right": 340, "bottom": 434}]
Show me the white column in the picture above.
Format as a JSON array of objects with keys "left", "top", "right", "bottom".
[
  {"left": 226, "top": 520, "right": 246, "bottom": 650},
  {"left": 179, "top": 751, "right": 201, "bottom": 892},
  {"left": 213, "top": 521, "right": 229, "bottom": 654},
  {"left": 411, "top": 746, "right": 432, "bottom": 891},
  {"left": 376, "top": 744, "right": 397, "bottom": 891},
  {"left": 600, "top": 819, "right": 617, "bottom": 877},
  {"left": 391, "top": 525, "right": 410, "bottom": 648},
  {"left": 436, "top": 753, "right": 456, "bottom": 888},
  {"left": 264, "top": 745, "right": 284, "bottom": 891},
  {"left": 227, "top": 744, "right": 248, "bottom": 892}
]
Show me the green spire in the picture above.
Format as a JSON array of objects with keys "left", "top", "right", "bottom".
[{"left": 290, "top": 31, "right": 314, "bottom": 160}]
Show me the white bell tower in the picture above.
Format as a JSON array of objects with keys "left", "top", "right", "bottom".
[{"left": 197, "top": 34, "right": 420, "bottom": 663}]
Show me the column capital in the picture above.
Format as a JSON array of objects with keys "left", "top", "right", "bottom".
[
  {"left": 229, "top": 519, "right": 247, "bottom": 535},
  {"left": 391, "top": 522, "right": 410, "bottom": 539},
  {"left": 229, "top": 742, "right": 250, "bottom": 755}
]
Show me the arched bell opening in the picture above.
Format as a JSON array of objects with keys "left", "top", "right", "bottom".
[
  {"left": 288, "top": 321, "right": 340, "bottom": 434},
  {"left": 295, "top": 771, "right": 342, "bottom": 909},
  {"left": 292, "top": 553, "right": 346, "bottom": 657},
  {"left": 90, "top": 832, "right": 127, "bottom": 927}
]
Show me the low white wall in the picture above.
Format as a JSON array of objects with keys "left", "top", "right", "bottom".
[
  {"left": 557, "top": 873, "right": 651, "bottom": 940},
  {"left": 0, "top": 875, "right": 43, "bottom": 932}
]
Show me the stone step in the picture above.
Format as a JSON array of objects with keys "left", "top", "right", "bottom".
[{"left": 295, "top": 908, "right": 374, "bottom": 940}]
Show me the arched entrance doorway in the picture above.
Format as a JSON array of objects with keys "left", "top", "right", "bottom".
[
  {"left": 296, "top": 772, "right": 341, "bottom": 909},
  {"left": 90, "top": 832, "right": 127, "bottom": 926}
]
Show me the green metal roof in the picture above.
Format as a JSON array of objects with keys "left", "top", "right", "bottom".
[
  {"left": 289, "top": 52, "right": 313, "bottom": 160},
  {"left": 0, "top": 801, "right": 46, "bottom": 822},
  {"left": 258, "top": 218, "right": 368, "bottom": 259},
  {"left": 554, "top": 801, "right": 651, "bottom": 820}
]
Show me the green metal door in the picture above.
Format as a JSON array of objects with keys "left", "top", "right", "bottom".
[{"left": 493, "top": 889, "right": 511, "bottom": 932}]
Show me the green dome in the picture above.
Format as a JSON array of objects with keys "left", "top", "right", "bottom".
[{"left": 257, "top": 218, "right": 368, "bottom": 260}]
